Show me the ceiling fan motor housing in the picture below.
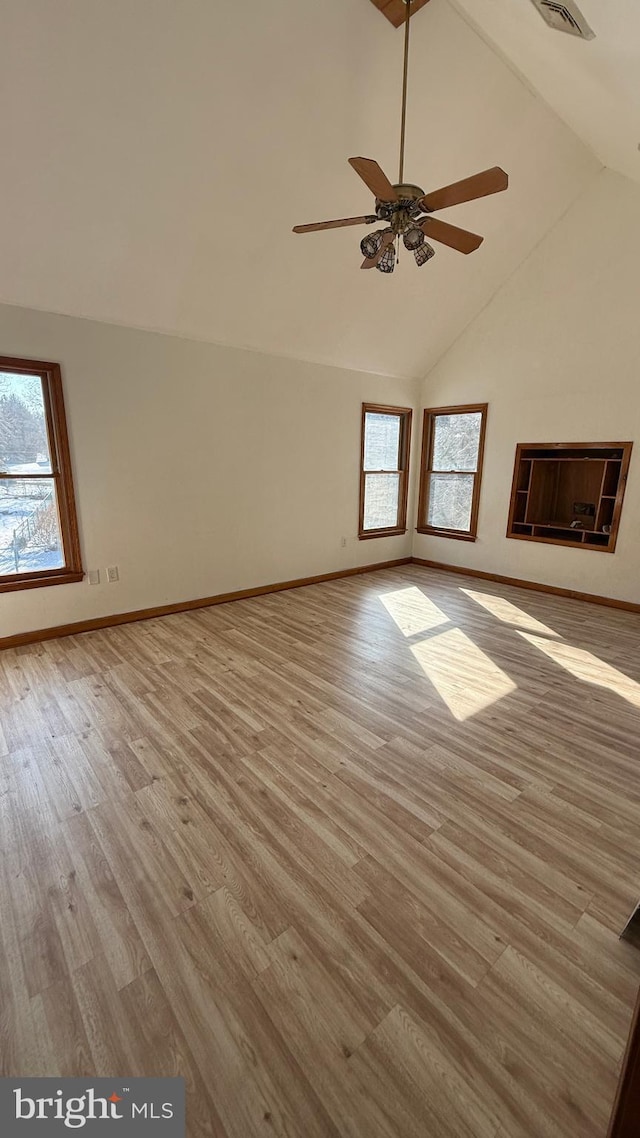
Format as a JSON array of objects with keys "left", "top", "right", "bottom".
[
  {"left": 376, "top": 183, "right": 424, "bottom": 210},
  {"left": 376, "top": 183, "right": 426, "bottom": 233}
]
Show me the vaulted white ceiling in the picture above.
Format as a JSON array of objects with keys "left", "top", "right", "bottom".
[
  {"left": 0, "top": 0, "right": 599, "bottom": 378},
  {"left": 450, "top": 0, "right": 640, "bottom": 186}
]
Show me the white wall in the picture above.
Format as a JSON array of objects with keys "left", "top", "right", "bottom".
[
  {"left": 0, "top": 304, "right": 418, "bottom": 639},
  {"left": 414, "top": 168, "right": 640, "bottom": 605}
]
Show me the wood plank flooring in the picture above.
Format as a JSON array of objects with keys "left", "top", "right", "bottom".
[{"left": 2, "top": 564, "right": 640, "bottom": 1137}]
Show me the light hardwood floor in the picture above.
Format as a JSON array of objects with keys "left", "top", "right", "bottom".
[{"left": 2, "top": 564, "right": 640, "bottom": 1137}]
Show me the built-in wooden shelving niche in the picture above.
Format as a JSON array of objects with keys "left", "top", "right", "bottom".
[{"left": 506, "top": 442, "right": 633, "bottom": 553}]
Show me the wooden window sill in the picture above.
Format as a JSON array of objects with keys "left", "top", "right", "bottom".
[
  {"left": 358, "top": 528, "right": 408, "bottom": 540},
  {"left": 0, "top": 569, "right": 85, "bottom": 594},
  {"left": 416, "top": 527, "right": 477, "bottom": 542}
]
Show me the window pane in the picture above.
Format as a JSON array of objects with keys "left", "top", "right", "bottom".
[
  {"left": 427, "top": 473, "right": 474, "bottom": 531},
  {"left": 0, "top": 371, "right": 52, "bottom": 473},
  {"left": 363, "top": 473, "right": 400, "bottom": 530},
  {"left": 432, "top": 412, "right": 481, "bottom": 473},
  {"left": 0, "top": 478, "right": 63, "bottom": 576},
  {"left": 364, "top": 412, "right": 400, "bottom": 471}
]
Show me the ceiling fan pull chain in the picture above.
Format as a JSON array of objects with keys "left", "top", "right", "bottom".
[{"left": 399, "top": 0, "right": 412, "bottom": 184}]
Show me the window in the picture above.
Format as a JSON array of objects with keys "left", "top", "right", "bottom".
[
  {"left": 359, "top": 403, "right": 412, "bottom": 539},
  {"left": 0, "top": 356, "right": 83, "bottom": 592},
  {"left": 417, "top": 403, "right": 487, "bottom": 541}
]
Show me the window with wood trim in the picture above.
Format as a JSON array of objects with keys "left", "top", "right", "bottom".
[
  {"left": 0, "top": 356, "right": 83, "bottom": 592},
  {"left": 359, "top": 403, "right": 412, "bottom": 539},
  {"left": 417, "top": 403, "right": 487, "bottom": 541}
]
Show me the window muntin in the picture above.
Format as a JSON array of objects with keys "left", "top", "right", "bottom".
[
  {"left": 418, "top": 404, "right": 487, "bottom": 540},
  {"left": 0, "top": 357, "right": 83, "bottom": 591},
  {"left": 359, "top": 404, "right": 412, "bottom": 538}
]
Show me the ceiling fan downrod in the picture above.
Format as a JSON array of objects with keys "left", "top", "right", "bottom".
[{"left": 398, "top": 0, "right": 412, "bottom": 185}]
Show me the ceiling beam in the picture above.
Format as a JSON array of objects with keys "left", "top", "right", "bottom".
[{"left": 368, "top": 0, "right": 432, "bottom": 29}]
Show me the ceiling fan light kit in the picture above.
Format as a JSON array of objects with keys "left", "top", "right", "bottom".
[
  {"left": 293, "top": 0, "right": 509, "bottom": 275},
  {"left": 360, "top": 230, "right": 385, "bottom": 259},
  {"left": 403, "top": 225, "right": 425, "bottom": 251},
  {"left": 377, "top": 244, "right": 397, "bottom": 274},
  {"left": 413, "top": 240, "right": 435, "bottom": 266}
]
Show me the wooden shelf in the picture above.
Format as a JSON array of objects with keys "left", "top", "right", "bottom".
[{"left": 507, "top": 443, "right": 632, "bottom": 553}]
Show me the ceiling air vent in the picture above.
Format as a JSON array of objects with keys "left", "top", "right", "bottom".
[{"left": 528, "top": 0, "right": 595, "bottom": 39}]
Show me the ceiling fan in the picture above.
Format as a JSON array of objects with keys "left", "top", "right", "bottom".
[{"left": 292, "top": 0, "right": 508, "bottom": 274}]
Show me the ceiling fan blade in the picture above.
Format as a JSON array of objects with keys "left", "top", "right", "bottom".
[
  {"left": 361, "top": 230, "right": 395, "bottom": 270},
  {"left": 349, "top": 157, "right": 399, "bottom": 203},
  {"left": 420, "top": 217, "right": 483, "bottom": 254},
  {"left": 419, "top": 167, "right": 508, "bottom": 213},
  {"left": 293, "top": 214, "right": 377, "bottom": 234}
]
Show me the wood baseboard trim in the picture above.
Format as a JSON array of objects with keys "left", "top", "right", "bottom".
[
  {"left": 5, "top": 554, "right": 638, "bottom": 651},
  {"left": 410, "top": 558, "right": 640, "bottom": 614},
  {"left": 0, "top": 558, "right": 412, "bottom": 651}
]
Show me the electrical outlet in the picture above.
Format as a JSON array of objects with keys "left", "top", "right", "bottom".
[
  {"left": 88, "top": 569, "right": 100, "bottom": 585},
  {"left": 106, "top": 565, "right": 119, "bottom": 583},
  {"left": 340, "top": 536, "right": 347, "bottom": 548}
]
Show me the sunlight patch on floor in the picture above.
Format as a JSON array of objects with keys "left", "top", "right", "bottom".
[
  {"left": 461, "top": 588, "right": 558, "bottom": 637},
  {"left": 518, "top": 632, "right": 640, "bottom": 708},
  {"left": 411, "top": 627, "right": 517, "bottom": 721},
  {"left": 379, "top": 586, "right": 450, "bottom": 637}
]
